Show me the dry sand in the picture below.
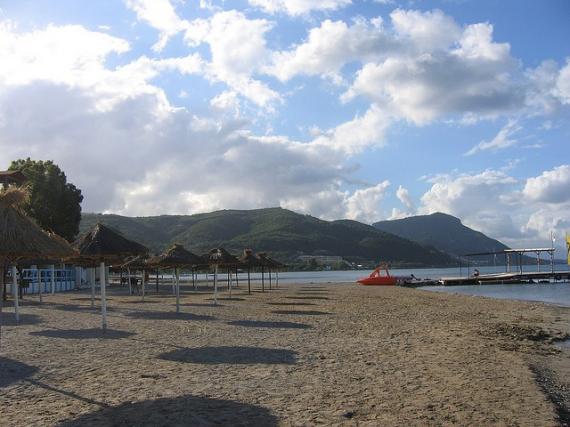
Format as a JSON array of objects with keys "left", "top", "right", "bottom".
[{"left": 1, "top": 281, "right": 569, "bottom": 426}]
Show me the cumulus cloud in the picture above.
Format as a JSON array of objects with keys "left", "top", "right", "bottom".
[
  {"left": 0, "top": 20, "right": 394, "bottom": 222},
  {"left": 184, "top": 11, "right": 280, "bottom": 108},
  {"left": 396, "top": 185, "right": 415, "bottom": 211},
  {"left": 311, "top": 104, "right": 392, "bottom": 154},
  {"left": 391, "top": 9, "right": 461, "bottom": 51},
  {"left": 342, "top": 21, "right": 521, "bottom": 124},
  {"left": 248, "top": 0, "right": 352, "bottom": 16},
  {"left": 0, "top": 21, "right": 129, "bottom": 87},
  {"left": 465, "top": 119, "right": 521, "bottom": 156},
  {"left": 389, "top": 185, "right": 416, "bottom": 220},
  {"left": 125, "top": 0, "right": 188, "bottom": 51},
  {"left": 522, "top": 165, "right": 570, "bottom": 204},
  {"left": 266, "top": 18, "right": 398, "bottom": 82},
  {"left": 555, "top": 60, "right": 570, "bottom": 104},
  {"left": 419, "top": 169, "right": 519, "bottom": 238},
  {"left": 345, "top": 180, "right": 390, "bottom": 223}
]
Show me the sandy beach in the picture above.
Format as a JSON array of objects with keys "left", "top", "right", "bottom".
[{"left": 1, "top": 281, "right": 569, "bottom": 426}]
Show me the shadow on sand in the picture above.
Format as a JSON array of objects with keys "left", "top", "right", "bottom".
[
  {"left": 160, "top": 346, "right": 297, "bottom": 365},
  {"left": 285, "top": 296, "right": 329, "bottom": 300},
  {"left": 0, "top": 357, "right": 38, "bottom": 388},
  {"left": 181, "top": 302, "right": 223, "bottom": 307},
  {"left": 1, "top": 312, "right": 43, "bottom": 326},
  {"left": 125, "top": 310, "right": 214, "bottom": 321},
  {"left": 227, "top": 320, "right": 311, "bottom": 329},
  {"left": 30, "top": 328, "right": 135, "bottom": 340},
  {"left": 267, "top": 302, "right": 316, "bottom": 306},
  {"left": 58, "top": 395, "right": 278, "bottom": 426},
  {"left": 271, "top": 310, "right": 331, "bottom": 316}
]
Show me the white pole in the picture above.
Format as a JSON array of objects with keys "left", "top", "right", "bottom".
[
  {"left": 276, "top": 271, "right": 279, "bottom": 288},
  {"left": 90, "top": 268, "right": 96, "bottom": 308},
  {"left": 12, "top": 265, "right": 19, "bottom": 324},
  {"left": 141, "top": 270, "right": 145, "bottom": 302},
  {"left": 175, "top": 268, "right": 180, "bottom": 313},
  {"left": 34, "top": 265, "right": 42, "bottom": 304},
  {"left": 127, "top": 268, "right": 132, "bottom": 295},
  {"left": 229, "top": 269, "right": 233, "bottom": 298},
  {"left": 100, "top": 262, "right": 107, "bottom": 331},
  {"left": 214, "top": 264, "right": 218, "bottom": 305},
  {"left": 172, "top": 269, "right": 176, "bottom": 295},
  {"left": 50, "top": 264, "right": 55, "bottom": 294}
]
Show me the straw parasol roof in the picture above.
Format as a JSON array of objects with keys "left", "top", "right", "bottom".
[
  {"left": 206, "top": 247, "right": 241, "bottom": 267},
  {"left": 0, "top": 188, "right": 77, "bottom": 263},
  {"left": 239, "top": 249, "right": 263, "bottom": 268},
  {"left": 76, "top": 223, "right": 148, "bottom": 263},
  {"left": 0, "top": 170, "right": 27, "bottom": 187},
  {"left": 257, "top": 252, "right": 286, "bottom": 270},
  {"left": 147, "top": 244, "right": 203, "bottom": 268},
  {"left": 120, "top": 254, "right": 149, "bottom": 270}
]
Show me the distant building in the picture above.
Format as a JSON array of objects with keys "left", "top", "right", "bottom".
[{"left": 297, "top": 255, "right": 346, "bottom": 265}]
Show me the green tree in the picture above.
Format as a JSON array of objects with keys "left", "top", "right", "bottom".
[{"left": 9, "top": 158, "right": 83, "bottom": 241}]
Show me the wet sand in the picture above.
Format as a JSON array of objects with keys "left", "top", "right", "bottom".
[{"left": 1, "top": 282, "right": 569, "bottom": 426}]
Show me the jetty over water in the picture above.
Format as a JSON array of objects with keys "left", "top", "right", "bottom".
[
  {"left": 439, "top": 270, "right": 570, "bottom": 286},
  {"left": 439, "top": 246, "right": 570, "bottom": 286}
]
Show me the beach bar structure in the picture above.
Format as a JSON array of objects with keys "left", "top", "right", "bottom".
[
  {"left": 17, "top": 265, "right": 76, "bottom": 294},
  {"left": 440, "top": 247, "right": 570, "bottom": 285}
]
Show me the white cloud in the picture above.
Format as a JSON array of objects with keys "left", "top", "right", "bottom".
[
  {"left": 419, "top": 169, "right": 518, "bottom": 237},
  {"left": 248, "top": 0, "right": 351, "bottom": 16},
  {"left": 343, "top": 25, "right": 521, "bottom": 125},
  {"left": 184, "top": 11, "right": 280, "bottom": 108},
  {"left": 0, "top": 21, "right": 393, "bottom": 224},
  {"left": 396, "top": 185, "right": 414, "bottom": 210},
  {"left": 210, "top": 90, "right": 240, "bottom": 116},
  {"left": 267, "top": 18, "right": 396, "bottom": 82},
  {"left": 465, "top": 119, "right": 521, "bottom": 156},
  {"left": 0, "top": 21, "right": 203, "bottom": 113},
  {"left": 416, "top": 166, "right": 570, "bottom": 250},
  {"left": 522, "top": 165, "right": 570, "bottom": 204},
  {"left": 311, "top": 104, "right": 392, "bottom": 154},
  {"left": 555, "top": 59, "right": 570, "bottom": 104},
  {"left": 391, "top": 9, "right": 461, "bottom": 51},
  {"left": 124, "top": 0, "right": 188, "bottom": 51},
  {"left": 345, "top": 181, "right": 390, "bottom": 223},
  {"left": 0, "top": 21, "right": 129, "bottom": 87}
]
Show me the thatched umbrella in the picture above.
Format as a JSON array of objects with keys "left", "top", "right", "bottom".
[
  {"left": 207, "top": 248, "right": 240, "bottom": 304},
  {"left": 76, "top": 223, "right": 148, "bottom": 330},
  {"left": 0, "top": 170, "right": 26, "bottom": 188},
  {"left": 0, "top": 188, "right": 76, "bottom": 332},
  {"left": 258, "top": 254, "right": 286, "bottom": 289},
  {"left": 147, "top": 244, "right": 202, "bottom": 312},
  {"left": 238, "top": 249, "right": 263, "bottom": 295}
]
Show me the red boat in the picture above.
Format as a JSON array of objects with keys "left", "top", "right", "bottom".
[{"left": 357, "top": 264, "right": 411, "bottom": 286}]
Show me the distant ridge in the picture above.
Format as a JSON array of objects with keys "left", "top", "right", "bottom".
[
  {"left": 373, "top": 212, "right": 509, "bottom": 262},
  {"left": 80, "top": 208, "right": 455, "bottom": 267}
]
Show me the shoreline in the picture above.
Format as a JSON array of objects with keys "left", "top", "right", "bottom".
[{"left": 1, "top": 282, "right": 570, "bottom": 425}]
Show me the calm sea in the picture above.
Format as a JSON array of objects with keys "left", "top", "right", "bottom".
[{"left": 234, "top": 266, "right": 570, "bottom": 307}]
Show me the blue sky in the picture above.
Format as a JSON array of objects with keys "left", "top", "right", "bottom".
[{"left": 0, "top": 0, "right": 569, "bottom": 252}]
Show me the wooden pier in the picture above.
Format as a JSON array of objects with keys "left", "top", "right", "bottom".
[{"left": 439, "top": 270, "right": 570, "bottom": 286}]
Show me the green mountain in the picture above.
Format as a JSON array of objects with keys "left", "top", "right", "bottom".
[
  {"left": 373, "top": 212, "right": 509, "bottom": 262},
  {"left": 80, "top": 208, "right": 455, "bottom": 267}
]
